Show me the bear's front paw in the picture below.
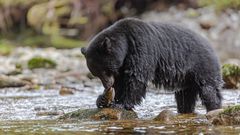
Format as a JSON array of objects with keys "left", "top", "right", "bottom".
[{"left": 96, "top": 94, "right": 113, "bottom": 108}]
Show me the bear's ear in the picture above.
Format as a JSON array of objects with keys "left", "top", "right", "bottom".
[
  {"left": 101, "top": 37, "right": 112, "bottom": 53},
  {"left": 81, "top": 47, "right": 87, "bottom": 56}
]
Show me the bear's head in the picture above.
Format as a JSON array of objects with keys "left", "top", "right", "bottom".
[{"left": 81, "top": 32, "right": 128, "bottom": 89}]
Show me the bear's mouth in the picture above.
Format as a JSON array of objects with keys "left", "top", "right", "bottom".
[{"left": 100, "top": 75, "right": 114, "bottom": 89}]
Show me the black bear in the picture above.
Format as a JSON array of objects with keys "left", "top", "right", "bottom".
[{"left": 81, "top": 18, "right": 222, "bottom": 113}]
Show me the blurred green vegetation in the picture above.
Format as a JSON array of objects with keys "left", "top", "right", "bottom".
[
  {"left": 0, "top": 40, "right": 14, "bottom": 55},
  {"left": 222, "top": 64, "right": 240, "bottom": 77},
  {"left": 0, "top": 0, "right": 115, "bottom": 49},
  {"left": 28, "top": 57, "right": 57, "bottom": 69},
  {"left": 0, "top": 0, "right": 240, "bottom": 51},
  {"left": 222, "top": 64, "right": 240, "bottom": 89},
  {"left": 0, "top": 0, "right": 45, "bottom": 6},
  {"left": 199, "top": 0, "right": 240, "bottom": 11},
  {"left": 21, "top": 35, "right": 86, "bottom": 49},
  {"left": 0, "top": 29, "right": 85, "bottom": 50}
]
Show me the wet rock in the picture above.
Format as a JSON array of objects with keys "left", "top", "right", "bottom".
[
  {"left": 59, "top": 108, "right": 138, "bottom": 120},
  {"left": 206, "top": 109, "right": 224, "bottom": 119},
  {"left": 208, "top": 106, "right": 240, "bottom": 125},
  {"left": 6, "top": 68, "right": 22, "bottom": 76},
  {"left": 23, "top": 84, "right": 41, "bottom": 91},
  {"left": 0, "top": 75, "right": 28, "bottom": 88},
  {"left": 28, "top": 57, "right": 57, "bottom": 69},
  {"left": 36, "top": 110, "right": 64, "bottom": 116},
  {"left": 222, "top": 64, "right": 240, "bottom": 89},
  {"left": 154, "top": 110, "right": 208, "bottom": 125},
  {"left": 34, "top": 106, "right": 48, "bottom": 111},
  {"left": 199, "top": 13, "right": 217, "bottom": 30},
  {"left": 16, "top": 74, "right": 38, "bottom": 84},
  {"left": 153, "top": 110, "right": 176, "bottom": 123},
  {"left": 59, "top": 86, "right": 75, "bottom": 95}
]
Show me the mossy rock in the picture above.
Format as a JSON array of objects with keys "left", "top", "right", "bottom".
[
  {"left": 221, "top": 105, "right": 240, "bottom": 115},
  {"left": 28, "top": 57, "right": 57, "bottom": 69},
  {"left": 208, "top": 105, "right": 240, "bottom": 125},
  {"left": 222, "top": 64, "right": 240, "bottom": 89},
  {"left": 59, "top": 108, "right": 138, "bottom": 121}
]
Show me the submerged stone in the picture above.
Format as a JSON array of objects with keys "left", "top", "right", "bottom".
[
  {"left": 59, "top": 108, "right": 138, "bottom": 121},
  {"left": 154, "top": 110, "right": 208, "bottom": 125},
  {"left": 153, "top": 110, "right": 176, "bottom": 123}
]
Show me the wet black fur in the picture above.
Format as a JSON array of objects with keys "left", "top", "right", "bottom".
[{"left": 82, "top": 18, "right": 222, "bottom": 113}]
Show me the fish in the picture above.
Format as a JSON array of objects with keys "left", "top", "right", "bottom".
[{"left": 96, "top": 87, "right": 115, "bottom": 108}]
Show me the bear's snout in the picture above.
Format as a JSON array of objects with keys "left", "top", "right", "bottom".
[
  {"left": 100, "top": 75, "right": 114, "bottom": 89},
  {"left": 81, "top": 47, "right": 87, "bottom": 56}
]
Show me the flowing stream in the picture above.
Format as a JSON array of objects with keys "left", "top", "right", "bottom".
[{"left": 0, "top": 84, "right": 240, "bottom": 134}]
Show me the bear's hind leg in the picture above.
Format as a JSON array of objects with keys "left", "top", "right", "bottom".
[
  {"left": 199, "top": 85, "right": 222, "bottom": 112},
  {"left": 175, "top": 87, "right": 198, "bottom": 113}
]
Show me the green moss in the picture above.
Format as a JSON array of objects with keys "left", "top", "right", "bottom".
[
  {"left": 199, "top": 0, "right": 240, "bottom": 11},
  {"left": 221, "top": 105, "right": 240, "bottom": 115},
  {"left": 28, "top": 57, "right": 57, "bottom": 69},
  {"left": 222, "top": 64, "right": 240, "bottom": 77}
]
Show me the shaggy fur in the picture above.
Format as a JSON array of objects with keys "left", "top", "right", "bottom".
[{"left": 81, "top": 18, "right": 222, "bottom": 113}]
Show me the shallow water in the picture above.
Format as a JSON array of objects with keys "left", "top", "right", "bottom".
[
  {"left": 2, "top": 119, "right": 240, "bottom": 134},
  {"left": 0, "top": 84, "right": 240, "bottom": 134}
]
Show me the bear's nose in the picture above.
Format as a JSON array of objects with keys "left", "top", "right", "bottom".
[{"left": 81, "top": 47, "right": 87, "bottom": 56}]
